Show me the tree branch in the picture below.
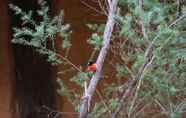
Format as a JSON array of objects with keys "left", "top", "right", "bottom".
[{"left": 79, "top": 0, "right": 118, "bottom": 117}]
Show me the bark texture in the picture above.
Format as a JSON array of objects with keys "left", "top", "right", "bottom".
[{"left": 79, "top": 0, "right": 118, "bottom": 118}]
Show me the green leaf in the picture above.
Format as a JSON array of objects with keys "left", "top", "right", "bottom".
[
  {"left": 115, "top": 63, "right": 127, "bottom": 79},
  {"left": 70, "top": 72, "right": 88, "bottom": 87},
  {"left": 87, "top": 33, "right": 103, "bottom": 47}
]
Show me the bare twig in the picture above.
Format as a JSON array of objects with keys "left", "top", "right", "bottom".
[
  {"left": 40, "top": 105, "right": 78, "bottom": 116},
  {"left": 154, "top": 98, "right": 166, "bottom": 112},
  {"left": 128, "top": 56, "right": 154, "bottom": 117},
  {"left": 80, "top": 0, "right": 105, "bottom": 15},
  {"left": 133, "top": 102, "right": 152, "bottom": 118},
  {"left": 56, "top": 53, "right": 83, "bottom": 72},
  {"left": 120, "top": 56, "right": 136, "bottom": 80},
  {"left": 176, "top": 0, "right": 183, "bottom": 17},
  {"left": 57, "top": 67, "right": 74, "bottom": 75},
  {"left": 38, "top": 47, "right": 83, "bottom": 73},
  {"left": 112, "top": 85, "right": 133, "bottom": 118},
  {"left": 138, "top": 0, "right": 149, "bottom": 43},
  {"left": 96, "top": 89, "right": 112, "bottom": 117},
  {"left": 98, "top": 0, "right": 108, "bottom": 15},
  {"left": 168, "top": 13, "right": 186, "bottom": 27},
  {"left": 79, "top": 0, "right": 118, "bottom": 117}
]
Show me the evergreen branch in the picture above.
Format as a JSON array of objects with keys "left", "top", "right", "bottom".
[{"left": 112, "top": 9, "right": 186, "bottom": 118}]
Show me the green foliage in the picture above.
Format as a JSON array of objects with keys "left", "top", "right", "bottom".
[
  {"left": 132, "top": 53, "right": 144, "bottom": 72},
  {"left": 88, "top": 103, "right": 107, "bottom": 118},
  {"left": 57, "top": 78, "right": 69, "bottom": 96},
  {"left": 86, "top": 24, "right": 105, "bottom": 50},
  {"left": 87, "top": 33, "right": 103, "bottom": 49},
  {"left": 115, "top": 63, "right": 127, "bottom": 79},
  {"left": 57, "top": 78, "right": 81, "bottom": 110},
  {"left": 111, "top": 0, "right": 186, "bottom": 117},
  {"left": 70, "top": 72, "right": 88, "bottom": 87},
  {"left": 108, "top": 98, "right": 119, "bottom": 110},
  {"left": 103, "top": 83, "right": 117, "bottom": 97},
  {"left": 86, "top": 23, "right": 105, "bottom": 33},
  {"left": 9, "top": 0, "right": 71, "bottom": 65}
]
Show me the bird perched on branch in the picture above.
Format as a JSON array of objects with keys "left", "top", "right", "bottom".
[{"left": 86, "top": 61, "right": 97, "bottom": 72}]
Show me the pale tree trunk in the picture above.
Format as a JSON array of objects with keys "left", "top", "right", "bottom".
[{"left": 79, "top": 0, "right": 118, "bottom": 118}]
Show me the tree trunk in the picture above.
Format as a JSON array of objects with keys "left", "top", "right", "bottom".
[{"left": 0, "top": 0, "right": 14, "bottom": 118}]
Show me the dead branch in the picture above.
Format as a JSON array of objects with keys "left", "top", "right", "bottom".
[{"left": 79, "top": 0, "right": 118, "bottom": 118}]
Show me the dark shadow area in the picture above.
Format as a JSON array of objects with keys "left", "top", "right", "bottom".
[{"left": 9, "top": 0, "right": 59, "bottom": 118}]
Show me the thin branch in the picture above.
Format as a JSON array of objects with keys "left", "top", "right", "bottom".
[
  {"left": 112, "top": 36, "right": 155, "bottom": 118},
  {"left": 41, "top": 105, "right": 78, "bottom": 116},
  {"left": 57, "top": 67, "right": 74, "bottom": 75},
  {"left": 39, "top": 46, "right": 83, "bottom": 73},
  {"left": 98, "top": 0, "right": 108, "bottom": 15},
  {"left": 56, "top": 53, "right": 83, "bottom": 72},
  {"left": 80, "top": 0, "right": 105, "bottom": 15},
  {"left": 133, "top": 102, "right": 152, "bottom": 118},
  {"left": 111, "top": 85, "right": 133, "bottom": 118},
  {"left": 154, "top": 99, "right": 167, "bottom": 112},
  {"left": 120, "top": 56, "right": 136, "bottom": 80},
  {"left": 139, "top": 0, "right": 149, "bottom": 43},
  {"left": 132, "top": 89, "right": 155, "bottom": 111},
  {"left": 96, "top": 89, "right": 112, "bottom": 117},
  {"left": 176, "top": 0, "right": 183, "bottom": 17},
  {"left": 79, "top": 0, "right": 118, "bottom": 117},
  {"left": 128, "top": 56, "right": 154, "bottom": 117},
  {"left": 168, "top": 13, "right": 186, "bottom": 27}
]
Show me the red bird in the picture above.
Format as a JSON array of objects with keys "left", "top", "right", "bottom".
[{"left": 86, "top": 61, "right": 97, "bottom": 72}]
